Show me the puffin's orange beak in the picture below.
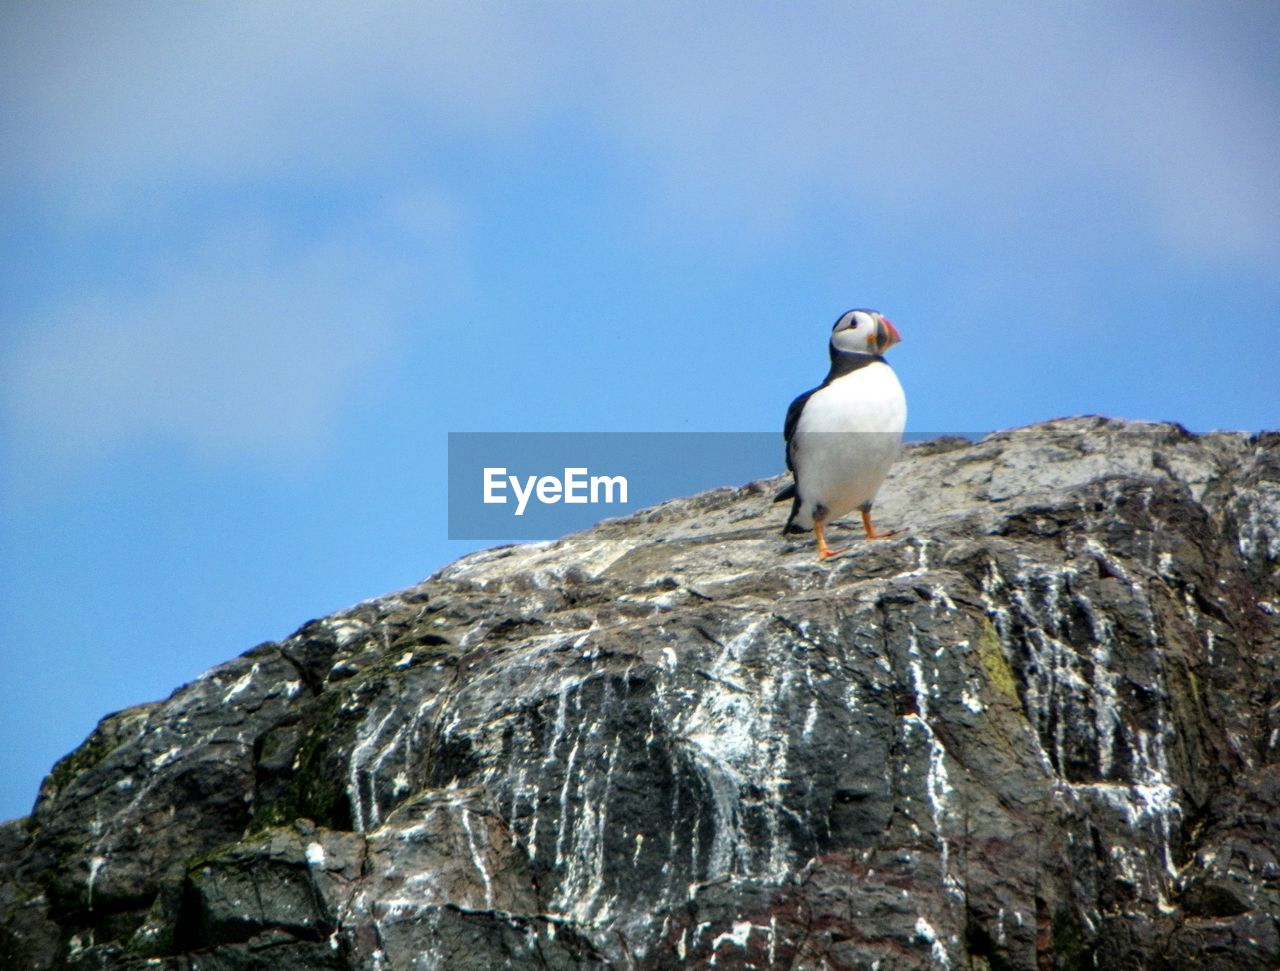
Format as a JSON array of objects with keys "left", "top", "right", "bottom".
[{"left": 875, "top": 316, "right": 902, "bottom": 353}]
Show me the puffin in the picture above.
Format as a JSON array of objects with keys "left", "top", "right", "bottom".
[{"left": 775, "top": 308, "right": 907, "bottom": 559}]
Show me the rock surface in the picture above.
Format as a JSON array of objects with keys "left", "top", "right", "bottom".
[{"left": 2, "top": 416, "right": 1279, "bottom": 970}]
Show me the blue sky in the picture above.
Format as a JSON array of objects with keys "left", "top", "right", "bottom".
[{"left": 1, "top": 2, "right": 1277, "bottom": 821}]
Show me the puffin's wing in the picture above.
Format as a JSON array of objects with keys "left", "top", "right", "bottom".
[
  {"left": 783, "top": 386, "right": 818, "bottom": 474},
  {"left": 775, "top": 385, "right": 819, "bottom": 504}
]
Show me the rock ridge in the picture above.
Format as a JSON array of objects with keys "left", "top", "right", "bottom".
[{"left": 1, "top": 416, "right": 1278, "bottom": 969}]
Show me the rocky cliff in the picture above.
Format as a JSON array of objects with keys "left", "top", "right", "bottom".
[{"left": 2, "top": 417, "right": 1279, "bottom": 970}]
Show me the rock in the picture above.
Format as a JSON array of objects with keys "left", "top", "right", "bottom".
[{"left": 2, "top": 416, "right": 1277, "bottom": 969}]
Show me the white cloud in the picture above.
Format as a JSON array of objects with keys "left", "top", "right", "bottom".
[
  {"left": 5, "top": 3, "right": 1275, "bottom": 263},
  {"left": 1, "top": 2, "right": 560, "bottom": 222},
  {"left": 579, "top": 3, "right": 1280, "bottom": 264},
  {"left": 1, "top": 219, "right": 409, "bottom": 482}
]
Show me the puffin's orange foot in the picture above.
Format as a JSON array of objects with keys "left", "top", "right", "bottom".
[
  {"left": 813, "top": 520, "right": 848, "bottom": 561},
  {"left": 860, "top": 509, "right": 901, "bottom": 541}
]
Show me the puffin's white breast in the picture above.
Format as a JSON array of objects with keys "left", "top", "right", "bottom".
[{"left": 791, "top": 362, "right": 906, "bottom": 526}]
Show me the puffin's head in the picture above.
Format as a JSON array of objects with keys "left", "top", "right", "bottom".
[{"left": 829, "top": 309, "right": 901, "bottom": 357}]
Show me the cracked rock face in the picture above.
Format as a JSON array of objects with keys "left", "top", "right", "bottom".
[{"left": 2, "top": 416, "right": 1278, "bottom": 970}]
